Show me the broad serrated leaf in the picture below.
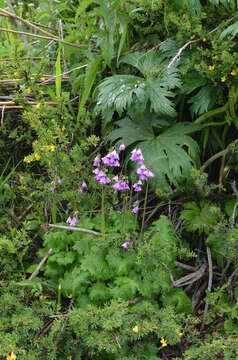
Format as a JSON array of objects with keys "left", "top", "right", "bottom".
[{"left": 109, "top": 115, "right": 200, "bottom": 189}]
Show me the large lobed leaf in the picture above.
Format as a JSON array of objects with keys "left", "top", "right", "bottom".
[{"left": 109, "top": 115, "right": 200, "bottom": 189}]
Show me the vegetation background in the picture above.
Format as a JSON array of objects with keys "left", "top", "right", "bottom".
[{"left": 0, "top": 0, "right": 238, "bottom": 359}]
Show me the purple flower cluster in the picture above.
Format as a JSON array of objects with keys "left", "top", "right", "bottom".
[
  {"left": 66, "top": 215, "right": 78, "bottom": 226},
  {"left": 78, "top": 181, "right": 87, "bottom": 195},
  {"left": 93, "top": 168, "right": 111, "bottom": 185},
  {"left": 136, "top": 164, "right": 154, "bottom": 181},
  {"left": 102, "top": 150, "right": 120, "bottom": 167},
  {"left": 130, "top": 149, "right": 144, "bottom": 165},
  {"left": 112, "top": 176, "right": 130, "bottom": 191}
]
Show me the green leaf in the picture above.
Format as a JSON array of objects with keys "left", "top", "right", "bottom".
[
  {"left": 117, "top": 15, "right": 128, "bottom": 65},
  {"left": 96, "top": 50, "right": 181, "bottom": 119},
  {"left": 189, "top": 85, "right": 217, "bottom": 116},
  {"left": 221, "top": 21, "right": 238, "bottom": 39},
  {"left": 180, "top": 201, "right": 221, "bottom": 235},
  {"left": 77, "top": 57, "right": 101, "bottom": 122},
  {"left": 75, "top": 0, "right": 95, "bottom": 18},
  {"left": 109, "top": 115, "right": 200, "bottom": 189}
]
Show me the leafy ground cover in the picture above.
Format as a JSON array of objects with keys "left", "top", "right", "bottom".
[{"left": 1, "top": 0, "right": 238, "bottom": 359}]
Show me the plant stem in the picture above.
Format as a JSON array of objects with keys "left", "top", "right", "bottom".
[
  {"left": 121, "top": 194, "right": 127, "bottom": 236},
  {"left": 141, "top": 181, "right": 149, "bottom": 235},
  {"left": 101, "top": 187, "right": 106, "bottom": 240}
]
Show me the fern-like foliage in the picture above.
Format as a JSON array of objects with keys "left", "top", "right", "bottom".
[
  {"left": 109, "top": 110, "right": 200, "bottom": 189},
  {"left": 96, "top": 50, "right": 181, "bottom": 118},
  {"left": 180, "top": 201, "right": 222, "bottom": 235}
]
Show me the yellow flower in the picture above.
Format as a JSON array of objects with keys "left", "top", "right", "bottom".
[
  {"left": 24, "top": 156, "right": 31, "bottom": 163},
  {"left": 36, "top": 102, "right": 41, "bottom": 109},
  {"left": 49, "top": 144, "right": 55, "bottom": 152},
  {"left": 221, "top": 75, "right": 226, "bottom": 83},
  {"left": 208, "top": 65, "right": 215, "bottom": 71},
  {"left": 62, "top": 125, "right": 65, "bottom": 132},
  {"left": 26, "top": 87, "right": 31, "bottom": 94},
  {"left": 231, "top": 69, "right": 237, "bottom": 76},
  {"left": 35, "top": 153, "right": 40, "bottom": 161},
  {"left": 40, "top": 77, "right": 46, "bottom": 81},
  {"left": 132, "top": 325, "right": 138, "bottom": 333},
  {"left": 14, "top": 71, "right": 19, "bottom": 78},
  {"left": 6, "top": 352, "right": 16, "bottom": 360},
  {"left": 202, "top": 37, "right": 206, "bottom": 42},
  {"left": 160, "top": 338, "right": 167, "bottom": 347}
]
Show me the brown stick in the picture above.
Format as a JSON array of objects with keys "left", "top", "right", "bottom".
[
  {"left": 0, "top": 26, "right": 82, "bottom": 49},
  {"left": 29, "top": 248, "right": 53, "bottom": 280}
]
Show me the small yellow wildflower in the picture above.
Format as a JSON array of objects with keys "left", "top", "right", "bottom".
[
  {"left": 202, "top": 37, "right": 206, "bottom": 42},
  {"left": 36, "top": 102, "right": 41, "bottom": 109},
  {"left": 221, "top": 75, "right": 226, "bottom": 83},
  {"left": 24, "top": 156, "right": 31, "bottom": 163},
  {"left": 26, "top": 87, "right": 31, "bottom": 94},
  {"left": 40, "top": 77, "right": 46, "bottom": 81},
  {"left": 208, "top": 65, "right": 215, "bottom": 71},
  {"left": 132, "top": 325, "right": 138, "bottom": 333},
  {"left": 160, "top": 338, "right": 167, "bottom": 347},
  {"left": 62, "top": 125, "right": 65, "bottom": 132},
  {"left": 49, "top": 144, "right": 55, "bottom": 152},
  {"left": 35, "top": 153, "right": 40, "bottom": 161},
  {"left": 6, "top": 351, "right": 16, "bottom": 360},
  {"left": 14, "top": 71, "right": 19, "bottom": 78},
  {"left": 231, "top": 69, "right": 237, "bottom": 76}
]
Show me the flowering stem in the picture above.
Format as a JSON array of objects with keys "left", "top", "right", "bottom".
[
  {"left": 121, "top": 194, "right": 127, "bottom": 236},
  {"left": 101, "top": 187, "right": 106, "bottom": 240},
  {"left": 129, "top": 185, "right": 133, "bottom": 210},
  {"left": 133, "top": 210, "right": 138, "bottom": 234},
  {"left": 141, "top": 181, "right": 149, "bottom": 235}
]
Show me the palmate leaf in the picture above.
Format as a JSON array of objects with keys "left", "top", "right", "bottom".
[
  {"left": 109, "top": 115, "right": 200, "bottom": 189},
  {"left": 96, "top": 50, "right": 181, "bottom": 118}
]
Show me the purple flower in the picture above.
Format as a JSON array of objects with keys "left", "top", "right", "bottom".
[
  {"left": 136, "top": 164, "right": 154, "bottom": 181},
  {"left": 93, "top": 156, "right": 100, "bottom": 167},
  {"left": 78, "top": 188, "right": 83, "bottom": 195},
  {"left": 95, "top": 170, "right": 111, "bottom": 185},
  {"left": 130, "top": 149, "right": 144, "bottom": 165},
  {"left": 112, "top": 176, "right": 130, "bottom": 191},
  {"left": 81, "top": 181, "right": 87, "bottom": 189},
  {"left": 133, "top": 180, "right": 142, "bottom": 192},
  {"left": 78, "top": 180, "right": 87, "bottom": 195},
  {"left": 102, "top": 150, "right": 120, "bottom": 167},
  {"left": 66, "top": 215, "right": 78, "bottom": 227},
  {"left": 121, "top": 241, "right": 130, "bottom": 249},
  {"left": 132, "top": 204, "right": 139, "bottom": 214},
  {"left": 119, "top": 144, "right": 126, "bottom": 151},
  {"left": 93, "top": 168, "right": 100, "bottom": 175},
  {"left": 50, "top": 181, "right": 56, "bottom": 193}
]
